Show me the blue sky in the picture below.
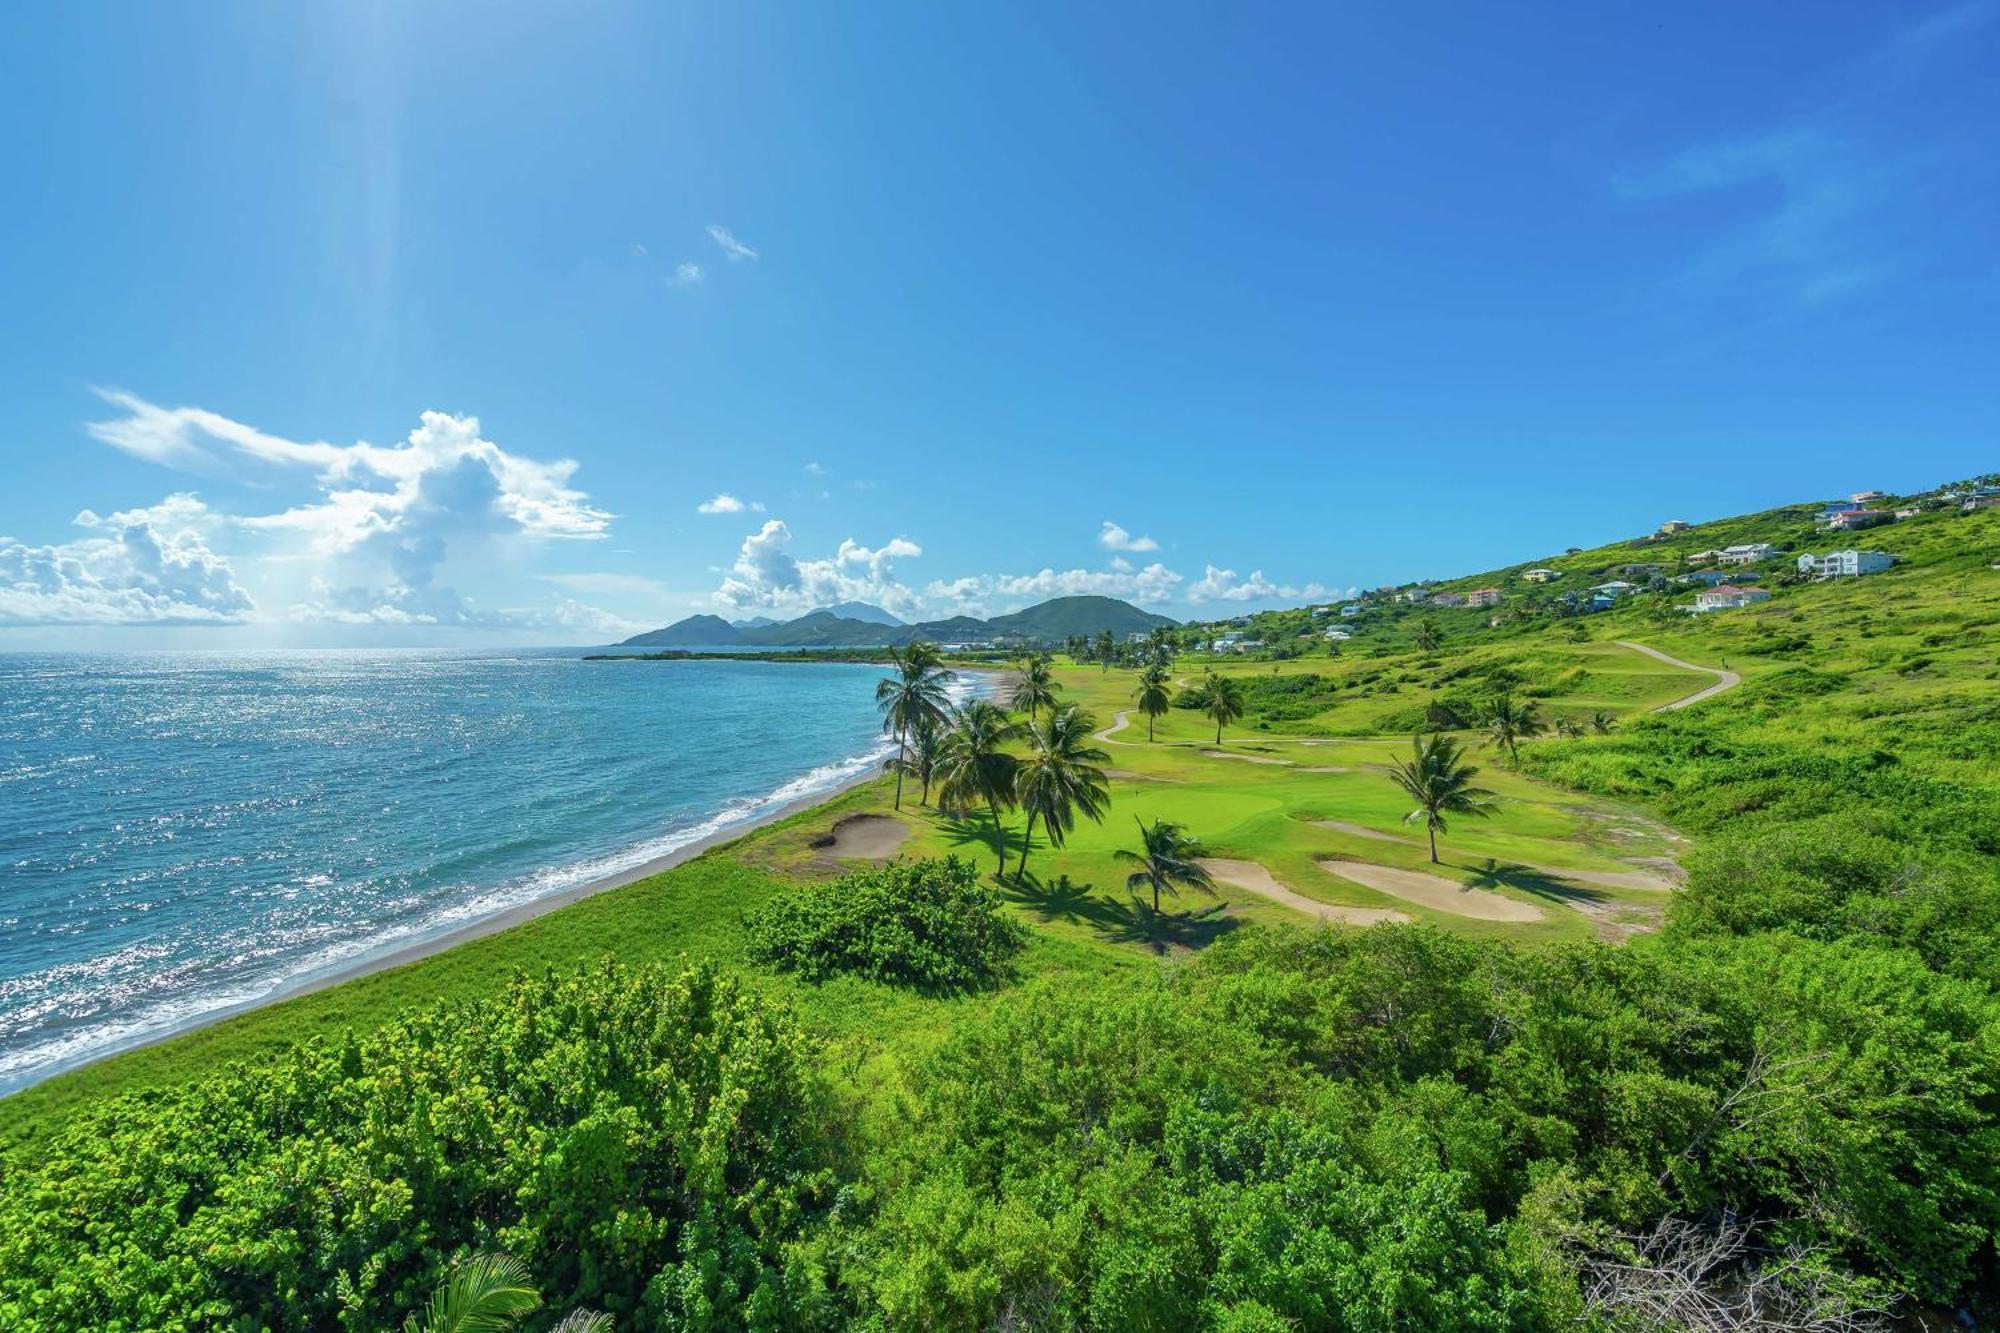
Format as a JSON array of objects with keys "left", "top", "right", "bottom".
[{"left": 0, "top": 1, "right": 1993, "bottom": 646}]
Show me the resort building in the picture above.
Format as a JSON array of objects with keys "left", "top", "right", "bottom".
[
  {"left": 1522, "top": 568, "right": 1560, "bottom": 583},
  {"left": 1338, "top": 604, "right": 1362, "bottom": 618},
  {"left": 1693, "top": 585, "right": 1772, "bottom": 613},
  {"left": 1322, "top": 627, "right": 1351, "bottom": 641},
  {"left": 1465, "top": 588, "right": 1501, "bottom": 608},
  {"left": 1796, "top": 550, "right": 1894, "bottom": 579},
  {"left": 1716, "top": 543, "right": 1777, "bottom": 566},
  {"left": 1850, "top": 489, "right": 1887, "bottom": 504},
  {"left": 1896, "top": 507, "right": 1924, "bottom": 520},
  {"left": 1686, "top": 549, "right": 1719, "bottom": 565},
  {"left": 1964, "top": 494, "right": 2000, "bottom": 513},
  {"left": 1658, "top": 519, "right": 1692, "bottom": 534},
  {"left": 1591, "top": 580, "right": 1639, "bottom": 597},
  {"left": 1429, "top": 592, "right": 1467, "bottom": 607},
  {"left": 1826, "top": 509, "right": 1890, "bottom": 532}
]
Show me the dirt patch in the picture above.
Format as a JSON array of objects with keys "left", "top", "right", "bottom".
[
  {"left": 1200, "top": 750, "right": 1294, "bottom": 766},
  {"left": 809, "top": 815, "right": 910, "bottom": 860},
  {"left": 1562, "top": 895, "right": 1665, "bottom": 944},
  {"left": 1105, "top": 768, "right": 1174, "bottom": 782},
  {"left": 1317, "top": 860, "right": 1546, "bottom": 922},
  {"left": 1541, "top": 866, "right": 1678, "bottom": 893},
  {"left": 1200, "top": 858, "right": 1409, "bottom": 926},
  {"left": 1297, "top": 765, "right": 1353, "bottom": 773}
]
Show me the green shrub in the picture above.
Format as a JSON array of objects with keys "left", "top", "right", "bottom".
[
  {"left": 0, "top": 961, "right": 838, "bottom": 1332},
  {"left": 747, "top": 856, "right": 1026, "bottom": 993}
]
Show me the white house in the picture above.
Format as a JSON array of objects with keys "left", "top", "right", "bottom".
[
  {"left": 1716, "top": 543, "right": 1777, "bottom": 566},
  {"left": 1465, "top": 588, "right": 1502, "bottom": 608},
  {"left": 1322, "top": 627, "right": 1351, "bottom": 641},
  {"left": 1522, "top": 568, "right": 1560, "bottom": 583},
  {"left": 1686, "top": 549, "right": 1720, "bottom": 565},
  {"left": 1310, "top": 606, "right": 1331, "bottom": 617},
  {"left": 1339, "top": 604, "right": 1363, "bottom": 618},
  {"left": 1850, "top": 489, "right": 1887, "bottom": 504},
  {"left": 1797, "top": 550, "right": 1895, "bottom": 579},
  {"left": 1592, "top": 580, "right": 1639, "bottom": 596},
  {"left": 1693, "top": 585, "right": 1771, "bottom": 612}
]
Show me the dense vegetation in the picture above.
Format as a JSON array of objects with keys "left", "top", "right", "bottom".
[
  {"left": 747, "top": 856, "right": 1026, "bottom": 993},
  {"left": 0, "top": 961, "right": 840, "bottom": 1331},
  {"left": 3, "top": 484, "right": 1996, "bottom": 1328}
]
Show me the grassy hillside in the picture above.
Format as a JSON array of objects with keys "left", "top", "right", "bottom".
[{"left": 4, "top": 492, "right": 1996, "bottom": 1328}]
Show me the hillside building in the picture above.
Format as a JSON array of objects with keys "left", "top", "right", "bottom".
[
  {"left": 1465, "top": 588, "right": 1502, "bottom": 608},
  {"left": 1716, "top": 543, "right": 1777, "bottom": 566},
  {"left": 1522, "top": 568, "right": 1560, "bottom": 583},
  {"left": 1797, "top": 550, "right": 1894, "bottom": 579},
  {"left": 1693, "top": 585, "right": 1772, "bottom": 613}
]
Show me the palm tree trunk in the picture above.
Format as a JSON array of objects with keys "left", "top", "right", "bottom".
[
  {"left": 1152, "top": 878, "right": 1161, "bottom": 913},
  {"left": 1215, "top": 716, "right": 1223, "bottom": 744},
  {"left": 1428, "top": 818, "right": 1439, "bottom": 864},
  {"left": 892, "top": 724, "right": 906, "bottom": 809},
  {"left": 1148, "top": 712, "right": 1156, "bottom": 742},
  {"left": 1017, "top": 808, "right": 1038, "bottom": 882},
  {"left": 986, "top": 795, "right": 1007, "bottom": 877}
]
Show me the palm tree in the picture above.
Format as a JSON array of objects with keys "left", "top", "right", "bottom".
[
  {"left": 1133, "top": 663, "right": 1173, "bottom": 742},
  {"left": 1014, "top": 704, "right": 1110, "bottom": 882},
  {"left": 1007, "top": 653, "right": 1059, "bottom": 726},
  {"left": 935, "top": 699, "right": 1022, "bottom": 876},
  {"left": 1201, "top": 671, "right": 1246, "bottom": 745},
  {"left": 1095, "top": 630, "right": 1116, "bottom": 672},
  {"left": 876, "top": 642, "right": 954, "bottom": 810},
  {"left": 1387, "top": 733, "right": 1497, "bottom": 864},
  {"left": 404, "top": 1254, "right": 612, "bottom": 1333},
  {"left": 1114, "top": 818, "right": 1215, "bottom": 913},
  {"left": 886, "top": 712, "right": 944, "bottom": 804},
  {"left": 1147, "top": 625, "right": 1175, "bottom": 665},
  {"left": 1483, "top": 691, "right": 1544, "bottom": 767},
  {"left": 1591, "top": 710, "right": 1617, "bottom": 735},
  {"left": 1413, "top": 620, "right": 1443, "bottom": 653}
]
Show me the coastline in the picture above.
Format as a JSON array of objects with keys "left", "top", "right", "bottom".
[{"left": 6, "top": 663, "right": 1010, "bottom": 1095}]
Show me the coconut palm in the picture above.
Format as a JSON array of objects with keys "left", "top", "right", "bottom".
[
  {"left": 1014, "top": 704, "right": 1110, "bottom": 882},
  {"left": 1387, "top": 732, "right": 1497, "bottom": 864},
  {"left": 876, "top": 641, "right": 955, "bottom": 810},
  {"left": 935, "top": 699, "right": 1022, "bottom": 876},
  {"left": 1133, "top": 663, "right": 1173, "bottom": 742},
  {"left": 1201, "top": 671, "right": 1247, "bottom": 745},
  {"left": 1591, "top": 710, "right": 1617, "bottom": 735},
  {"left": 404, "top": 1254, "right": 611, "bottom": 1333},
  {"left": 1413, "top": 620, "right": 1443, "bottom": 653},
  {"left": 886, "top": 712, "right": 944, "bottom": 804},
  {"left": 1114, "top": 817, "right": 1215, "bottom": 913},
  {"left": 1095, "top": 630, "right": 1116, "bottom": 672},
  {"left": 1483, "top": 691, "right": 1544, "bottom": 767},
  {"left": 1007, "top": 653, "right": 1059, "bottom": 726},
  {"left": 1147, "top": 625, "right": 1175, "bottom": 665}
]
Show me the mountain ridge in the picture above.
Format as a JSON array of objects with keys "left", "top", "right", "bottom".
[{"left": 618, "top": 594, "right": 1177, "bottom": 649}]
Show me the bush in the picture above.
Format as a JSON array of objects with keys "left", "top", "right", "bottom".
[
  {"left": 0, "top": 961, "right": 839, "bottom": 1332},
  {"left": 748, "top": 856, "right": 1026, "bottom": 993}
]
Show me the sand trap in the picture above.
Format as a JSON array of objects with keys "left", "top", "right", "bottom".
[
  {"left": 811, "top": 815, "right": 910, "bottom": 859},
  {"left": 1317, "top": 860, "right": 1545, "bottom": 922},
  {"left": 1201, "top": 858, "right": 1409, "bottom": 926},
  {"left": 1315, "top": 818, "right": 1417, "bottom": 844},
  {"left": 1200, "top": 750, "right": 1293, "bottom": 766},
  {"left": 1297, "top": 765, "right": 1352, "bottom": 773},
  {"left": 1106, "top": 768, "right": 1173, "bottom": 782}
]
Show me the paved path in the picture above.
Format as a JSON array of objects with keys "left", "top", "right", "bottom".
[
  {"left": 1617, "top": 641, "right": 1742, "bottom": 711},
  {"left": 1094, "top": 710, "right": 1135, "bottom": 744}
]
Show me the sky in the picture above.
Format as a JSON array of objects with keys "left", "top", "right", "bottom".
[{"left": 0, "top": 1, "right": 1993, "bottom": 647}]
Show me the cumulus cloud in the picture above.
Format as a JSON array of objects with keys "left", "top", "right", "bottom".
[
  {"left": 1186, "top": 564, "right": 1333, "bottom": 604},
  {"left": 706, "top": 225, "right": 758, "bottom": 262},
  {"left": 0, "top": 494, "right": 255, "bottom": 625},
  {"left": 67, "top": 392, "right": 623, "bottom": 635},
  {"left": 668, "top": 262, "right": 703, "bottom": 287},
  {"left": 711, "top": 518, "right": 924, "bottom": 616},
  {"left": 1098, "top": 520, "right": 1159, "bottom": 553},
  {"left": 924, "top": 562, "right": 1183, "bottom": 615},
  {"left": 697, "top": 493, "right": 764, "bottom": 515}
]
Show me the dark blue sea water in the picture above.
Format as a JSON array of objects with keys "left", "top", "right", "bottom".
[{"left": 0, "top": 650, "right": 917, "bottom": 1094}]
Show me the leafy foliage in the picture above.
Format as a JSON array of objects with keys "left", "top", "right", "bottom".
[
  {"left": 747, "top": 856, "right": 1027, "bottom": 993},
  {"left": 0, "top": 961, "right": 838, "bottom": 1332}
]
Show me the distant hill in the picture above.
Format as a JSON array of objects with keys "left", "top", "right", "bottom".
[
  {"left": 984, "top": 595, "right": 1178, "bottom": 639},
  {"left": 812, "top": 601, "right": 905, "bottom": 627},
  {"left": 731, "top": 616, "right": 780, "bottom": 629},
  {"left": 617, "top": 595, "right": 1176, "bottom": 649},
  {"left": 619, "top": 614, "right": 745, "bottom": 648}
]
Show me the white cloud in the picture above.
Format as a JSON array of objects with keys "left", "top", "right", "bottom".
[
  {"left": 706, "top": 225, "right": 758, "bottom": 262},
  {"left": 1186, "top": 564, "right": 1333, "bottom": 604},
  {"left": 69, "top": 392, "right": 623, "bottom": 635},
  {"left": 0, "top": 494, "right": 255, "bottom": 625},
  {"left": 1098, "top": 520, "right": 1159, "bottom": 553},
  {"left": 533, "top": 572, "right": 670, "bottom": 600},
  {"left": 697, "top": 493, "right": 764, "bottom": 515},
  {"left": 803, "top": 461, "right": 828, "bottom": 476},
  {"left": 924, "top": 561, "right": 1183, "bottom": 615},
  {"left": 711, "top": 518, "right": 924, "bottom": 616},
  {"left": 668, "top": 261, "right": 703, "bottom": 287}
]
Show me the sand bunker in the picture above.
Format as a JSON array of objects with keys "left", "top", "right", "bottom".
[
  {"left": 810, "top": 815, "right": 910, "bottom": 859},
  {"left": 1314, "top": 818, "right": 1416, "bottom": 845},
  {"left": 1200, "top": 750, "right": 1293, "bottom": 766},
  {"left": 1317, "top": 860, "right": 1545, "bottom": 922},
  {"left": 1201, "top": 858, "right": 1409, "bottom": 926}
]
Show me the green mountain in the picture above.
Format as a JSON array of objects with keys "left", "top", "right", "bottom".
[
  {"left": 619, "top": 595, "right": 1177, "bottom": 649},
  {"left": 984, "top": 595, "right": 1178, "bottom": 639},
  {"left": 813, "top": 601, "right": 905, "bottom": 626}
]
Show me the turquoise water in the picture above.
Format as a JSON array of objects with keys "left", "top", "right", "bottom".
[{"left": 0, "top": 650, "right": 920, "bottom": 1094}]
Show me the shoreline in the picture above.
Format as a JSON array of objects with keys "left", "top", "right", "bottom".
[{"left": 4, "top": 663, "right": 1009, "bottom": 1096}]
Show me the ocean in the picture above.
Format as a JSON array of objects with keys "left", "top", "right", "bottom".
[{"left": 0, "top": 649, "right": 922, "bottom": 1094}]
